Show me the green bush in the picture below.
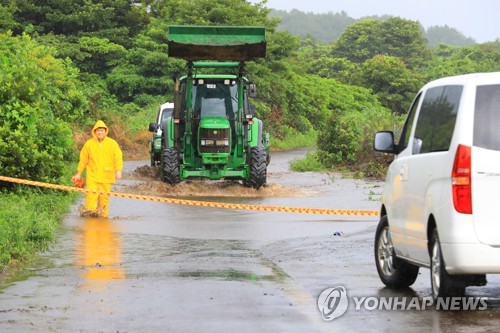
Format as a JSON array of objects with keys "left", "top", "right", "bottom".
[
  {"left": 0, "top": 32, "right": 85, "bottom": 182},
  {"left": 316, "top": 81, "right": 403, "bottom": 171},
  {"left": 290, "top": 151, "right": 327, "bottom": 172}
]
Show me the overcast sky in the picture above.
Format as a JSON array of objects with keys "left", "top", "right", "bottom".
[{"left": 255, "top": 0, "right": 499, "bottom": 43}]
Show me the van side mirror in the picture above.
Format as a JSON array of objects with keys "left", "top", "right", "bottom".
[
  {"left": 374, "top": 131, "right": 397, "bottom": 154},
  {"left": 244, "top": 105, "right": 256, "bottom": 125},
  {"left": 248, "top": 83, "right": 257, "bottom": 98},
  {"left": 149, "top": 122, "right": 158, "bottom": 132},
  {"left": 248, "top": 104, "right": 256, "bottom": 116}
]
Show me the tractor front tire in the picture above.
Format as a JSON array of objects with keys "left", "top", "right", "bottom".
[
  {"left": 161, "top": 147, "right": 181, "bottom": 185},
  {"left": 246, "top": 146, "right": 267, "bottom": 189}
]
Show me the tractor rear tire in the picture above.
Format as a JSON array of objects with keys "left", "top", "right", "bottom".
[
  {"left": 246, "top": 146, "right": 267, "bottom": 189},
  {"left": 161, "top": 147, "right": 181, "bottom": 185}
]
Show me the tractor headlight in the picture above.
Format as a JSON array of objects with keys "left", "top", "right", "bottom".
[
  {"left": 200, "top": 139, "right": 215, "bottom": 146},
  {"left": 216, "top": 139, "right": 230, "bottom": 146}
]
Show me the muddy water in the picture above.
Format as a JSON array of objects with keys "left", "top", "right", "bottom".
[
  {"left": 1, "top": 149, "right": 499, "bottom": 332},
  {"left": 122, "top": 151, "right": 325, "bottom": 198},
  {"left": 123, "top": 175, "right": 310, "bottom": 198}
]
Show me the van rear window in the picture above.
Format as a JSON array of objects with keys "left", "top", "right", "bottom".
[{"left": 474, "top": 84, "right": 500, "bottom": 151}]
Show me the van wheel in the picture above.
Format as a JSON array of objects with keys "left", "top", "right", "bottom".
[
  {"left": 150, "top": 152, "right": 155, "bottom": 166},
  {"left": 375, "top": 216, "right": 419, "bottom": 288},
  {"left": 430, "top": 229, "right": 465, "bottom": 299}
]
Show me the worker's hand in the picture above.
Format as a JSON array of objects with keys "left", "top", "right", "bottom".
[
  {"left": 72, "top": 173, "right": 81, "bottom": 182},
  {"left": 71, "top": 173, "right": 85, "bottom": 188},
  {"left": 115, "top": 170, "right": 122, "bottom": 180}
]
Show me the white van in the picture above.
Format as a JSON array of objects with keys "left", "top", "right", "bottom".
[
  {"left": 149, "top": 102, "right": 174, "bottom": 166},
  {"left": 373, "top": 72, "right": 500, "bottom": 299}
]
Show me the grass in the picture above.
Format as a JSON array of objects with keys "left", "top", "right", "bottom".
[
  {"left": 0, "top": 187, "right": 77, "bottom": 275},
  {"left": 290, "top": 151, "right": 328, "bottom": 172},
  {"left": 271, "top": 127, "right": 317, "bottom": 151}
]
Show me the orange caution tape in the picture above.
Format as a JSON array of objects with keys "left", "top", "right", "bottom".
[{"left": 0, "top": 175, "right": 379, "bottom": 217}]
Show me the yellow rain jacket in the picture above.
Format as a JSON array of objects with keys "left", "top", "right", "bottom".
[{"left": 78, "top": 120, "right": 123, "bottom": 184}]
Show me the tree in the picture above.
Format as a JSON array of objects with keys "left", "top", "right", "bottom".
[
  {"left": 77, "top": 36, "right": 127, "bottom": 75},
  {"left": 425, "top": 25, "right": 476, "bottom": 47},
  {"left": 425, "top": 42, "right": 500, "bottom": 81},
  {"left": 308, "top": 57, "right": 361, "bottom": 85},
  {"left": 331, "top": 19, "right": 381, "bottom": 64},
  {"left": 265, "top": 30, "right": 300, "bottom": 61},
  {"left": 361, "top": 55, "right": 423, "bottom": 114},
  {"left": 271, "top": 9, "right": 355, "bottom": 43},
  {"left": 0, "top": 3, "right": 17, "bottom": 31},
  {"left": 331, "top": 17, "right": 431, "bottom": 69},
  {"left": 4, "top": 0, "right": 149, "bottom": 48},
  {"left": 105, "top": 0, "right": 280, "bottom": 104},
  {"left": 161, "top": 0, "right": 275, "bottom": 28}
]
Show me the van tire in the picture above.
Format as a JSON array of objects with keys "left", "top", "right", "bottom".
[
  {"left": 430, "top": 229, "right": 466, "bottom": 299},
  {"left": 151, "top": 152, "right": 156, "bottom": 167},
  {"left": 375, "top": 216, "right": 419, "bottom": 288}
]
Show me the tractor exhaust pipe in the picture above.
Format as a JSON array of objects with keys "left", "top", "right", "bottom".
[{"left": 173, "top": 76, "right": 181, "bottom": 148}]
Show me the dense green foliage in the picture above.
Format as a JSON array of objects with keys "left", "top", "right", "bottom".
[
  {"left": 424, "top": 43, "right": 500, "bottom": 81},
  {"left": 4, "top": 0, "right": 149, "bottom": 47},
  {"left": 0, "top": 0, "right": 498, "bottom": 178},
  {"left": 331, "top": 17, "right": 431, "bottom": 69},
  {"left": 0, "top": 0, "right": 499, "bottom": 271},
  {"left": 360, "top": 55, "right": 423, "bottom": 114},
  {"left": 425, "top": 25, "right": 476, "bottom": 47},
  {"left": 271, "top": 9, "right": 354, "bottom": 43},
  {"left": 0, "top": 32, "right": 85, "bottom": 183}
]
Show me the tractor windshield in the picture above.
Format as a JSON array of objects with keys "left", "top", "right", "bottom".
[{"left": 192, "top": 81, "right": 238, "bottom": 119}]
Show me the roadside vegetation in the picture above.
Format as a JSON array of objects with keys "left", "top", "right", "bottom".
[
  {"left": 0, "top": 189, "right": 77, "bottom": 272},
  {"left": 0, "top": 0, "right": 499, "bottom": 273}
]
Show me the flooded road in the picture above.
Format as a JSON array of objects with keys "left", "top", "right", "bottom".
[{"left": 1, "top": 149, "right": 500, "bottom": 332}]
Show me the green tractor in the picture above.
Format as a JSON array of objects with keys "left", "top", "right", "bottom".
[{"left": 160, "top": 25, "right": 270, "bottom": 189}]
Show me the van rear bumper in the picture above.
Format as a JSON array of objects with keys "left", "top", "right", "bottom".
[{"left": 441, "top": 243, "right": 500, "bottom": 274}]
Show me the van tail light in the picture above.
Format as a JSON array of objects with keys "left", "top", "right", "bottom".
[{"left": 452, "top": 144, "right": 472, "bottom": 214}]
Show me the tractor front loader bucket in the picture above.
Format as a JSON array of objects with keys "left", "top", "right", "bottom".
[{"left": 168, "top": 25, "right": 266, "bottom": 61}]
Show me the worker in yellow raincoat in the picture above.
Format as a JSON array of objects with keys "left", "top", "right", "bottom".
[{"left": 72, "top": 120, "right": 123, "bottom": 218}]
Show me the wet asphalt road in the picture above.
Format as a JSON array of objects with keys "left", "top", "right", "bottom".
[{"left": 1, "top": 149, "right": 500, "bottom": 332}]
